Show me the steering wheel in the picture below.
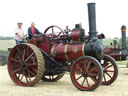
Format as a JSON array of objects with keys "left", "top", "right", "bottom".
[
  {"left": 44, "top": 25, "right": 65, "bottom": 39},
  {"left": 24, "top": 34, "right": 29, "bottom": 43}
]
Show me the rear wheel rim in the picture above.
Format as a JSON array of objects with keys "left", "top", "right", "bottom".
[
  {"left": 70, "top": 56, "right": 103, "bottom": 91},
  {"left": 8, "top": 43, "right": 45, "bottom": 86}
]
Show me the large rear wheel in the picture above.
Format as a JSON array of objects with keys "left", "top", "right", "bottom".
[
  {"left": 70, "top": 56, "right": 103, "bottom": 91},
  {"left": 8, "top": 43, "right": 45, "bottom": 86}
]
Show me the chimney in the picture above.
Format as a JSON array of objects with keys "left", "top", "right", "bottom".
[
  {"left": 87, "top": 3, "right": 98, "bottom": 40},
  {"left": 121, "top": 25, "right": 127, "bottom": 50}
]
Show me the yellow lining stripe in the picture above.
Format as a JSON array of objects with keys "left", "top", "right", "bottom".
[
  {"left": 51, "top": 44, "right": 56, "bottom": 57},
  {"left": 82, "top": 41, "right": 86, "bottom": 56},
  {"left": 64, "top": 44, "right": 70, "bottom": 62}
]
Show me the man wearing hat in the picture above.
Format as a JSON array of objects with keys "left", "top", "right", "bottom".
[
  {"left": 28, "top": 22, "right": 42, "bottom": 39},
  {"left": 15, "top": 23, "right": 24, "bottom": 44}
]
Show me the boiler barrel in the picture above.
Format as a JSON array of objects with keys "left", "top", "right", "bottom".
[{"left": 50, "top": 43, "right": 85, "bottom": 62}]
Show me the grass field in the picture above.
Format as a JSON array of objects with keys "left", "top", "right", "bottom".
[{"left": 0, "top": 40, "right": 15, "bottom": 51}]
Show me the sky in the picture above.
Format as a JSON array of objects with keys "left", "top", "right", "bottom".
[{"left": 0, "top": 0, "right": 128, "bottom": 38}]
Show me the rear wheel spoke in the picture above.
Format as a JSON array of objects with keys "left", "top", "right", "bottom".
[
  {"left": 20, "top": 74, "right": 24, "bottom": 81},
  {"left": 22, "top": 48, "right": 26, "bottom": 61},
  {"left": 11, "top": 58, "right": 19, "bottom": 63},
  {"left": 25, "top": 52, "right": 34, "bottom": 62},
  {"left": 13, "top": 68, "right": 20, "bottom": 74},
  {"left": 17, "top": 48, "right": 22, "bottom": 56},
  {"left": 27, "top": 69, "right": 36, "bottom": 76}
]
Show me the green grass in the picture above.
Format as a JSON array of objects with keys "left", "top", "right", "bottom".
[{"left": 0, "top": 40, "right": 15, "bottom": 51}]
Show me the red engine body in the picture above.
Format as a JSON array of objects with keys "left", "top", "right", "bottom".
[{"left": 28, "top": 26, "right": 86, "bottom": 62}]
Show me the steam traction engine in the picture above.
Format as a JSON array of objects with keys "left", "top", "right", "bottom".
[{"left": 8, "top": 3, "right": 118, "bottom": 91}]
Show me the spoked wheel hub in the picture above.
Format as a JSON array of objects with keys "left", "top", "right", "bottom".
[
  {"left": 19, "top": 61, "right": 25, "bottom": 69},
  {"left": 8, "top": 43, "right": 45, "bottom": 86}
]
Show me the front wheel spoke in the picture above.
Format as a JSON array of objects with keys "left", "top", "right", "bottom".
[
  {"left": 86, "top": 61, "right": 91, "bottom": 71},
  {"left": 25, "top": 52, "right": 35, "bottom": 62},
  {"left": 76, "top": 75, "right": 83, "bottom": 80},
  {"left": 103, "top": 60, "right": 108, "bottom": 66},
  {"left": 83, "top": 62, "right": 86, "bottom": 71},
  {"left": 85, "top": 77, "right": 90, "bottom": 87},
  {"left": 81, "top": 78, "right": 86, "bottom": 86},
  {"left": 89, "top": 67, "right": 96, "bottom": 72},
  {"left": 89, "top": 76, "right": 96, "bottom": 83},
  {"left": 106, "top": 70, "right": 115, "bottom": 72},
  {"left": 103, "top": 73, "right": 106, "bottom": 82},
  {"left": 105, "top": 64, "right": 113, "bottom": 70},
  {"left": 105, "top": 72, "right": 112, "bottom": 79},
  {"left": 77, "top": 65, "right": 83, "bottom": 73},
  {"left": 88, "top": 73, "right": 98, "bottom": 77}
]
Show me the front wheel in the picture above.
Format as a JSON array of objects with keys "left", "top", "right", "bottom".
[
  {"left": 70, "top": 56, "right": 103, "bottom": 91},
  {"left": 101, "top": 55, "right": 118, "bottom": 85}
]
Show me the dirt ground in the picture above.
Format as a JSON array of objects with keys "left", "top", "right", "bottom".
[{"left": 0, "top": 65, "right": 128, "bottom": 96}]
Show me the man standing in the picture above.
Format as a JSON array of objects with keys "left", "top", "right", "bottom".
[
  {"left": 28, "top": 22, "right": 41, "bottom": 39},
  {"left": 15, "top": 23, "right": 24, "bottom": 44}
]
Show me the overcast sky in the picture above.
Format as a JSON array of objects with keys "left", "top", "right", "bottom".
[{"left": 0, "top": 0, "right": 128, "bottom": 38}]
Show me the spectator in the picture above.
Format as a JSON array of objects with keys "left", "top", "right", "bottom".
[
  {"left": 15, "top": 23, "right": 24, "bottom": 44},
  {"left": 28, "top": 22, "right": 41, "bottom": 39}
]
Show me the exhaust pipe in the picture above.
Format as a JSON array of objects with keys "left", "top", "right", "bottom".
[
  {"left": 121, "top": 25, "right": 127, "bottom": 50},
  {"left": 121, "top": 25, "right": 128, "bottom": 60},
  {"left": 87, "top": 3, "right": 98, "bottom": 40},
  {"left": 84, "top": 3, "right": 104, "bottom": 60}
]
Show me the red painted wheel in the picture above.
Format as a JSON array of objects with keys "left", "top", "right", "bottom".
[
  {"left": 42, "top": 73, "right": 65, "bottom": 82},
  {"left": 8, "top": 43, "right": 45, "bottom": 86},
  {"left": 101, "top": 55, "right": 118, "bottom": 85},
  {"left": 70, "top": 56, "right": 103, "bottom": 91}
]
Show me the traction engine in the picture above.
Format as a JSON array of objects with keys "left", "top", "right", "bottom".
[{"left": 8, "top": 3, "right": 118, "bottom": 91}]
